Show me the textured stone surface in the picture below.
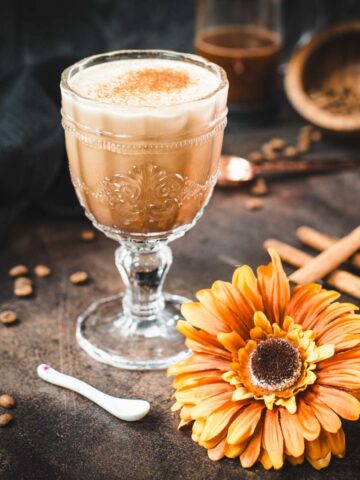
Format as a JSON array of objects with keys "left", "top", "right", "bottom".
[{"left": 0, "top": 111, "right": 359, "bottom": 479}]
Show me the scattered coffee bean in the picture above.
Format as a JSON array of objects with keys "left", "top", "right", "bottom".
[
  {"left": 81, "top": 230, "right": 96, "bottom": 241},
  {"left": 0, "top": 310, "right": 17, "bottom": 325},
  {"left": 311, "top": 129, "right": 322, "bottom": 142},
  {"left": 248, "top": 151, "right": 264, "bottom": 164},
  {"left": 297, "top": 126, "right": 312, "bottom": 153},
  {"left": 14, "top": 277, "right": 32, "bottom": 287},
  {"left": 284, "top": 146, "right": 298, "bottom": 158},
  {"left": 262, "top": 143, "right": 277, "bottom": 161},
  {"left": 250, "top": 178, "right": 268, "bottom": 196},
  {"left": 245, "top": 198, "right": 263, "bottom": 210},
  {"left": 14, "top": 284, "right": 33, "bottom": 297},
  {"left": 269, "top": 138, "right": 287, "bottom": 150},
  {"left": 34, "top": 265, "right": 51, "bottom": 278},
  {"left": 0, "top": 394, "right": 15, "bottom": 409},
  {"left": 70, "top": 271, "right": 89, "bottom": 285},
  {"left": 0, "top": 413, "right": 13, "bottom": 427},
  {"left": 8, "top": 265, "right": 28, "bottom": 278}
]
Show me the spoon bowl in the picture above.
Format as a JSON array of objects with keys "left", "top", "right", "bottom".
[{"left": 37, "top": 364, "right": 150, "bottom": 422}]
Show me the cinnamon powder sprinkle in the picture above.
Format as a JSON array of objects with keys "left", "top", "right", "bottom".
[{"left": 96, "top": 68, "right": 192, "bottom": 101}]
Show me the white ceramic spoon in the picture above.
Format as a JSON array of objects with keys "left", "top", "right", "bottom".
[{"left": 37, "top": 364, "right": 150, "bottom": 421}]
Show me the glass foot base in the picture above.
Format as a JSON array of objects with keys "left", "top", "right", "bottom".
[{"left": 76, "top": 293, "right": 191, "bottom": 370}]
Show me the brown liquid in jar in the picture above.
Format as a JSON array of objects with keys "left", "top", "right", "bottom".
[{"left": 196, "top": 25, "right": 281, "bottom": 106}]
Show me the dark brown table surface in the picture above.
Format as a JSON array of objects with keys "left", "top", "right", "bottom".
[{"left": 1, "top": 109, "right": 359, "bottom": 480}]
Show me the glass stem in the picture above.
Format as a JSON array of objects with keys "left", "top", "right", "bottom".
[{"left": 115, "top": 243, "right": 172, "bottom": 322}]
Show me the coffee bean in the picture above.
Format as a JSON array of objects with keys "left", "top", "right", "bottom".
[
  {"left": 70, "top": 272, "right": 89, "bottom": 285},
  {"left": 14, "top": 284, "right": 33, "bottom": 297},
  {"left": 34, "top": 265, "right": 51, "bottom": 278},
  {"left": 81, "top": 230, "right": 96, "bottom": 241},
  {"left": 9, "top": 265, "right": 28, "bottom": 278},
  {"left": 250, "top": 178, "right": 268, "bottom": 196},
  {"left": 0, "top": 394, "right": 15, "bottom": 409},
  {"left": 245, "top": 198, "right": 263, "bottom": 210},
  {"left": 0, "top": 413, "right": 13, "bottom": 427},
  {"left": 0, "top": 311, "right": 17, "bottom": 325}
]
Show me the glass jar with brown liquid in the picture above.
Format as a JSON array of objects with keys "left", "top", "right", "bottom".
[{"left": 196, "top": 0, "right": 282, "bottom": 115}]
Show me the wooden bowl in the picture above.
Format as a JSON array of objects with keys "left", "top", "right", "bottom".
[{"left": 285, "top": 22, "right": 360, "bottom": 134}]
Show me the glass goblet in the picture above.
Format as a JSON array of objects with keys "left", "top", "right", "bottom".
[{"left": 60, "top": 50, "right": 228, "bottom": 370}]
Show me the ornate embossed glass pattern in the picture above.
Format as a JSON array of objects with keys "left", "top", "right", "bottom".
[{"left": 61, "top": 50, "right": 228, "bottom": 370}]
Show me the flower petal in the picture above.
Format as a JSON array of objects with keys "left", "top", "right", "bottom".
[
  {"left": 224, "top": 441, "right": 248, "bottom": 458},
  {"left": 240, "top": 423, "right": 262, "bottom": 468},
  {"left": 175, "top": 382, "right": 233, "bottom": 405},
  {"left": 253, "top": 311, "right": 272, "bottom": 334},
  {"left": 306, "top": 452, "right": 331, "bottom": 470},
  {"left": 186, "top": 338, "right": 232, "bottom": 360},
  {"left": 305, "top": 431, "right": 329, "bottom": 460},
  {"left": 318, "top": 347, "right": 360, "bottom": 370},
  {"left": 307, "top": 344, "right": 334, "bottom": 363},
  {"left": 217, "top": 331, "right": 245, "bottom": 353},
  {"left": 200, "top": 402, "right": 243, "bottom": 442},
  {"left": 305, "top": 431, "right": 331, "bottom": 469},
  {"left": 212, "top": 280, "right": 254, "bottom": 330},
  {"left": 176, "top": 320, "right": 224, "bottom": 349},
  {"left": 317, "top": 369, "right": 360, "bottom": 390},
  {"left": 298, "top": 291, "right": 340, "bottom": 331},
  {"left": 232, "top": 387, "right": 254, "bottom": 401},
  {"left": 167, "top": 353, "right": 230, "bottom": 376},
  {"left": 259, "top": 449, "right": 273, "bottom": 469},
  {"left": 191, "top": 391, "right": 234, "bottom": 419},
  {"left": 173, "top": 370, "right": 225, "bottom": 389},
  {"left": 227, "top": 402, "right": 264, "bottom": 445},
  {"left": 207, "top": 438, "right": 226, "bottom": 461},
  {"left": 232, "top": 265, "right": 264, "bottom": 312},
  {"left": 286, "top": 454, "right": 304, "bottom": 465},
  {"left": 303, "top": 392, "right": 341, "bottom": 433},
  {"left": 312, "top": 302, "right": 358, "bottom": 334},
  {"left": 317, "top": 315, "right": 360, "bottom": 345},
  {"left": 323, "top": 428, "right": 346, "bottom": 458},
  {"left": 312, "top": 385, "right": 360, "bottom": 421},
  {"left": 296, "top": 399, "right": 321, "bottom": 441},
  {"left": 286, "top": 283, "right": 340, "bottom": 331},
  {"left": 280, "top": 408, "right": 305, "bottom": 458},
  {"left": 196, "top": 289, "right": 248, "bottom": 338},
  {"left": 262, "top": 408, "right": 284, "bottom": 470},
  {"left": 257, "top": 248, "right": 290, "bottom": 325},
  {"left": 181, "top": 302, "right": 230, "bottom": 336}
]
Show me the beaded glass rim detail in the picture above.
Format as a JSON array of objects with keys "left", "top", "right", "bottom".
[{"left": 61, "top": 115, "right": 227, "bottom": 154}]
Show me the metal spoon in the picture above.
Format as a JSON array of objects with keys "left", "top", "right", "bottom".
[
  {"left": 37, "top": 364, "right": 150, "bottom": 421},
  {"left": 217, "top": 155, "right": 360, "bottom": 187}
]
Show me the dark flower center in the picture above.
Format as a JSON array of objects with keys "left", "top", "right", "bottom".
[{"left": 249, "top": 338, "right": 302, "bottom": 392}]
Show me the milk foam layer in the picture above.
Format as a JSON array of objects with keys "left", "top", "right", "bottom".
[
  {"left": 62, "top": 55, "right": 227, "bottom": 137},
  {"left": 70, "top": 59, "right": 220, "bottom": 107}
]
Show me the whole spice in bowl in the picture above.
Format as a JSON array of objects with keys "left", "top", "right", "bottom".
[{"left": 285, "top": 22, "right": 360, "bottom": 134}]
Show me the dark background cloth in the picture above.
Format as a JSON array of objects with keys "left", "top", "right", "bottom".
[{"left": 0, "top": 0, "right": 358, "bottom": 238}]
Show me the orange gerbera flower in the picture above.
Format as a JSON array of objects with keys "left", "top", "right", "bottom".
[{"left": 168, "top": 249, "right": 360, "bottom": 470}]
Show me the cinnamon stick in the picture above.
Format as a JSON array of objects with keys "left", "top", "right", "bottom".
[
  {"left": 296, "top": 226, "right": 360, "bottom": 269},
  {"left": 264, "top": 238, "right": 360, "bottom": 299},
  {"left": 289, "top": 226, "right": 360, "bottom": 285}
]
